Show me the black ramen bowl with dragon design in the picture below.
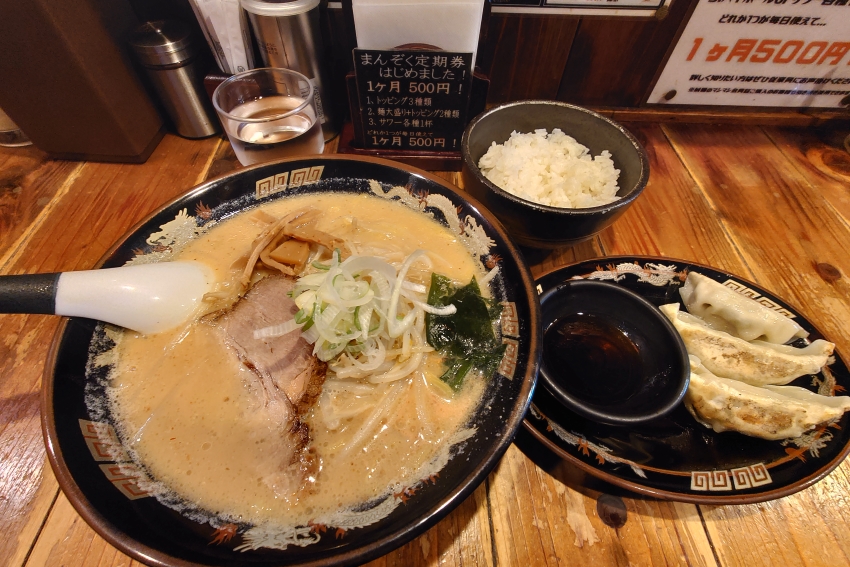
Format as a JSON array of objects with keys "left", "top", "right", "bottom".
[{"left": 42, "top": 155, "right": 540, "bottom": 567}]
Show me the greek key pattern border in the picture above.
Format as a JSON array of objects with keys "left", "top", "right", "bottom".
[{"left": 690, "top": 463, "right": 772, "bottom": 491}]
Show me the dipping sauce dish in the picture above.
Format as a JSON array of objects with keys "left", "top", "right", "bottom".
[{"left": 538, "top": 279, "right": 689, "bottom": 426}]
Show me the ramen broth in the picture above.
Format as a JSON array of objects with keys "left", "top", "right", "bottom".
[{"left": 107, "top": 193, "right": 488, "bottom": 526}]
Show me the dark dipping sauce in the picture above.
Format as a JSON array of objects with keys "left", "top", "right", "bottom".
[{"left": 542, "top": 313, "right": 642, "bottom": 405}]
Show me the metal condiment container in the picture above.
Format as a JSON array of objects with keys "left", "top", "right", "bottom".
[
  {"left": 240, "top": 0, "right": 339, "bottom": 141},
  {"left": 129, "top": 20, "right": 220, "bottom": 139}
]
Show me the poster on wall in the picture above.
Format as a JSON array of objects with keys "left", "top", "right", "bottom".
[
  {"left": 490, "top": 0, "right": 664, "bottom": 9},
  {"left": 648, "top": 0, "right": 850, "bottom": 108}
]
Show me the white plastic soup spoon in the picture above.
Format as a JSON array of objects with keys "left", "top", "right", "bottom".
[{"left": 0, "top": 261, "right": 215, "bottom": 334}]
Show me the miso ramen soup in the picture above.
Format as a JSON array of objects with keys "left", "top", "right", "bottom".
[{"left": 102, "top": 192, "right": 494, "bottom": 529}]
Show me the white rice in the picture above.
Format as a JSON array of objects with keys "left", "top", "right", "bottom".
[{"left": 477, "top": 128, "right": 621, "bottom": 208}]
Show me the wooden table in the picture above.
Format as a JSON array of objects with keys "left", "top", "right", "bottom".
[{"left": 2, "top": 121, "right": 850, "bottom": 567}]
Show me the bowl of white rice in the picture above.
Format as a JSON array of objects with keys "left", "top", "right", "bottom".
[{"left": 461, "top": 100, "right": 649, "bottom": 249}]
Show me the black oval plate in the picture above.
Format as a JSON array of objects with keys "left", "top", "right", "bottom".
[
  {"left": 43, "top": 156, "right": 540, "bottom": 567},
  {"left": 524, "top": 256, "right": 850, "bottom": 504}
]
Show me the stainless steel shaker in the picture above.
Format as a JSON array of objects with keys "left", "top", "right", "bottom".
[
  {"left": 240, "top": 0, "right": 339, "bottom": 141},
  {"left": 129, "top": 20, "right": 220, "bottom": 139}
]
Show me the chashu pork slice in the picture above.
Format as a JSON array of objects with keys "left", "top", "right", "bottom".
[
  {"left": 221, "top": 275, "right": 326, "bottom": 415},
  {"left": 219, "top": 275, "right": 326, "bottom": 490}
]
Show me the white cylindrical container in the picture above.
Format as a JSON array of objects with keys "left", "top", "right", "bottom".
[
  {"left": 240, "top": 0, "right": 338, "bottom": 141},
  {"left": 0, "top": 106, "right": 31, "bottom": 147}
]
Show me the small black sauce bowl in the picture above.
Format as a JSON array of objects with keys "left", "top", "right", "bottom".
[
  {"left": 538, "top": 280, "right": 689, "bottom": 426},
  {"left": 460, "top": 100, "right": 649, "bottom": 249}
]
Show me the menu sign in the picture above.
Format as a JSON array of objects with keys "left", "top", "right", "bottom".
[
  {"left": 648, "top": 0, "right": 850, "bottom": 108},
  {"left": 353, "top": 49, "right": 473, "bottom": 152},
  {"left": 491, "top": 0, "right": 664, "bottom": 8}
]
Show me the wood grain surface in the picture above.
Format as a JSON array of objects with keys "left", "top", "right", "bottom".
[
  {"left": 2, "top": 121, "right": 850, "bottom": 567},
  {"left": 476, "top": 15, "right": 579, "bottom": 104}
]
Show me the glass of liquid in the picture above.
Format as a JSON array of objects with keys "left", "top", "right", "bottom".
[{"left": 212, "top": 67, "right": 324, "bottom": 166}]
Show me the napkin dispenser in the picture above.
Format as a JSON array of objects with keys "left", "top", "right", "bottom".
[
  {"left": 352, "top": 0, "right": 484, "bottom": 69},
  {"left": 0, "top": 0, "right": 165, "bottom": 163}
]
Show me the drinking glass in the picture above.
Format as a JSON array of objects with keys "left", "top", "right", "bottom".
[{"left": 212, "top": 67, "right": 324, "bottom": 166}]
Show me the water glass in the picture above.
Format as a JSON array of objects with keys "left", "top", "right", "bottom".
[{"left": 213, "top": 67, "right": 324, "bottom": 166}]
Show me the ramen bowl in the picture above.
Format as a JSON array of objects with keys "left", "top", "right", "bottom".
[
  {"left": 460, "top": 100, "right": 649, "bottom": 249},
  {"left": 43, "top": 156, "right": 540, "bottom": 567},
  {"left": 538, "top": 279, "right": 689, "bottom": 426}
]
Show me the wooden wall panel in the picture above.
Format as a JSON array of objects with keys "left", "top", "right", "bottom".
[
  {"left": 477, "top": 15, "right": 579, "bottom": 103},
  {"left": 558, "top": 0, "right": 693, "bottom": 107}
]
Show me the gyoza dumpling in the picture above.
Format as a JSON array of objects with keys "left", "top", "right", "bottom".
[
  {"left": 680, "top": 272, "right": 808, "bottom": 344},
  {"left": 686, "top": 356, "right": 850, "bottom": 440},
  {"left": 660, "top": 303, "right": 833, "bottom": 386}
]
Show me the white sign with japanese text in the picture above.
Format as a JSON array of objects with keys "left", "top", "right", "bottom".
[
  {"left": 544, "top": 0, "right": 664, "bottom": 8},
  {"left": 648, "top": 0, "right": 850, "bottom": 107}
]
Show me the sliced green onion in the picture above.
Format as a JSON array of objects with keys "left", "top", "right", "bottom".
[
  {"left": 253, "top": 318, "right": 302, "bottom": 339},
  {"left": 289, "top": 249, "right": 457, "bottom": 381},
  {"left": 294, "top": 308, "right": 310, "bottom": 325}
]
